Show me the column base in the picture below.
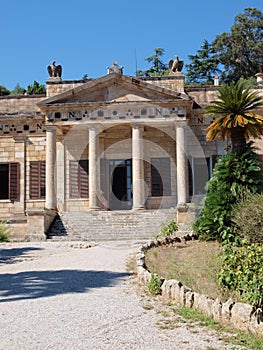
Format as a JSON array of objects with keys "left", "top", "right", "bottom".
[
  {"left": 88, "top": 206, "right": 100, "bottom": 211},
  {"left": 132, "top": 205, "right": 145, "bottom": 211}
]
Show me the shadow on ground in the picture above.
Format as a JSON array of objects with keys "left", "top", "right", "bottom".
[
  {"left": 0, "top": 247, "right": 43, "bottom": 265},
  {"left": 0, "top": 269, "right": 130, "bottom": 302}
]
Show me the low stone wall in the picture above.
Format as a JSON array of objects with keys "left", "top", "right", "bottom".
[{"left": 136, "top": 235, "right": 263, "bottom": 336}]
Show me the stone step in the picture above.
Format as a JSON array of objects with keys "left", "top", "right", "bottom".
[{"left": 47, "top": 209, "right": 176, "bottom": 241}]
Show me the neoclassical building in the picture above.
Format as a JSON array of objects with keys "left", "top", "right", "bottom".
[{"left": 0, "top": 62, "right": 262, "bottom": 240}]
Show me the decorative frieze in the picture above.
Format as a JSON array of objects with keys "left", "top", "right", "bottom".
[
  {"left": 46, "top": 105, "right": 187, "bottom": 123},
  {"left": 0, "top": 120, "right": 46, "bottom": 136}
]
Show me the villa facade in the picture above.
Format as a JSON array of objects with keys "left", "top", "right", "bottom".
[{"left": 0, "top": 63, "right": 262, "bottom": 240}]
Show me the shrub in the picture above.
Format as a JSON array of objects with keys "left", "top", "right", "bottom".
[
  {"left": 0, "top": 221, "right": 9, "bottom": 242},
  {"left": 193, "top": 143, "right": 263, "bottom": 244},
  {"left": 218, "top": 244, "right": 263, "bottom": 308},
  {"left": 231, "top": 192, "right": 263, "bottom": 243},
  {"left": 155, "top": 220, "right": 178, "bottom": 239},
  {"left": 148, "top": 274, "right": 163, "bottom": 295}
]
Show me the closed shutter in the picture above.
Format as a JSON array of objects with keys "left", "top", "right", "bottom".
[
  {"left": 70, "top": 160, "right": 89, "bottom": 198},
  {"left": 40, "top": 161, "right": 46, "bottom": 198},
  {"left": 30, "top": 161, "right": 45, "bottom": 199},
  {"left": 70, "top": 160, "right": 79, "bottom": 198},
  {"left": 9, "top": 162, "right": 20, "bottom": 201},
  {"left": 79, "top": 160, "right": 89, "bottom": 198},
  {"left": 161, "top": 158, "right": 171, "bottom": 196},
  {"left": 151, "top": 158, "right": 171, "bottom": 196}
]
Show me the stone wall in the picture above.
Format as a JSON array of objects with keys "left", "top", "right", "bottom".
[{"left": 136, "top": 236, "right": 263, "bottom": 335}]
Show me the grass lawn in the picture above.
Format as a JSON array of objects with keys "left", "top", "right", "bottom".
[{"left": 145, "top": 240, "right": 231, "bottom": 301}]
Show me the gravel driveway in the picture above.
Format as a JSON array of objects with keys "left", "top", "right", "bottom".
[{"left": 0, "top": 241, "right": 245, "bottom": 350}]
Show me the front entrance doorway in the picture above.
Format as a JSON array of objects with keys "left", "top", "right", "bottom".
[{"left": 109, "top": 159, "right": 132, "bottom": 210}]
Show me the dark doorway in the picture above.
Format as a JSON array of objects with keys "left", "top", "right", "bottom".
[{"left": 109, "top": 159, "right": 132, "bottom": 210}]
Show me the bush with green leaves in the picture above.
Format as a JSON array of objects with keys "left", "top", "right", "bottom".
[
  {"left": 231, "top": 192, "right": 263, "bottom": 243},
  {"left": 148, "top": 273, "right": 163, "bottom": 295},
  {"left": 193, "top": 143, "right": 263, "bottom": 244},
  {"left": 218, "top": 244, "right": 263, "bottom": 308},
  {"left": 159, "top": 220, "right": 178, "bottom": 237},
  {"left": 0, "top": 221, "right": 9, "bottom": 242}
]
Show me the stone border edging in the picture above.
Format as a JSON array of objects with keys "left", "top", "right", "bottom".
[{"left": 136, "top": 235, "right": 263, "bottom": 336}]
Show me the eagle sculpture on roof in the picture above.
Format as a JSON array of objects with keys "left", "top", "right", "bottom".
[
  {"left": 47, "top": 61, "right": 62, "bottom": 78},
  {"left": 169, "top": 56, "right": 184, "bottom": 74}
]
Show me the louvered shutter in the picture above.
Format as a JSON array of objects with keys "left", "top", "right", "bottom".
[
  {"left": 151, "top": 158, "right": 171, "bottom": 197},
  {"left": 30, "top": 161, "right": 40, "bottom": 199},
  {"left": 9, "top": 162, "right": 20, "bottom": 201},
  {"left": 30, "top": 161, "right": 46, "bottom": 199},
  {"left": 79, "top": 160, "right": 89, "bottom": 198},
  {"left": 70, "top": 160, "right": 79, "bottom": 198},
  {"left": 40, "top": 161, "right": 46, "bottom": 198},
  {"left": 161, "top": 158, "right": 171, "bottom": 196}
]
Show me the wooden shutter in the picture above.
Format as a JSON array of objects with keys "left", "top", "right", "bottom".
[
  {"left": 40, "top": 161, "right": 46, "bottom": 198},
  {"left": 70, "top": 160, "right": 79, "bottom": 198},
  {"left": 79, "top": 160, "right": 89, "bottom": 198},
  {"left": 30, "top": 161, "right": 45, "bottom": 199},
  {"left": 151, "top": 161, "right": 162, "bottom": 196},
  {"left": 161, "top": 158, "right": 171, "bottom": 196},
  {"left": 9, "top": 162, "right": 20, "bottom": 201},
  {"left": 70, "top": 160, "right": 89, "bottom": 198},
  {"left": 151, "top": 158, "right": 171, "bottom": 197}
]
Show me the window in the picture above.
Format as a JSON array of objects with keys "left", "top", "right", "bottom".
[
  {"left": 30, "top": 161, "right": 46, "bottom": 199},
  {"left": 151, "top": 158, "right": 171, "bottom": 196},
  {"left": 70, "top": 160, "right": 89, "bottom": 198},
  {"left": 0, "top": 163, "right": 20, "bottom": 200},
  {"left": 192, "top": 157, "right": 211, "bottom": 195}
]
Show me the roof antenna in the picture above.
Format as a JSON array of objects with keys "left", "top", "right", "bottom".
[{"left": 135, "top": 48, "right": 138, "bottom": 76}]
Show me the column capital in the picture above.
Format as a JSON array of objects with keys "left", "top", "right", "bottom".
[
  {"left": 175, "top": 120, "right": 188, "bottom": 128},
  {"left": 45, "top": 124, "right": 57, "bottom": 132},
  {"left": 130, "top": 123, "right": 144, "bottom": 130},
  {"left": 87, "top": 123, "right": 101, "bottom": 131}
]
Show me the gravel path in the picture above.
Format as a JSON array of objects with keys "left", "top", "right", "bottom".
[{"left": 0, "top": 241, "right": 246, "bottom": 350}]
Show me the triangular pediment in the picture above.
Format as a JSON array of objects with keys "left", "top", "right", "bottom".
[{"left": 38, "top": 73, "right": 190, "bottom": 110}]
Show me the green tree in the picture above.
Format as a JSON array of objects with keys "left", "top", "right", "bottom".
[
  {"left": 193, "top": 144, "right": 263, "bottom": 243},
  {"left": 26, "top": 80, "right": 46, "bottom": 95},
  {"left": 185, "top": 8, "right": 263, "bottom": 84},
  {"left": 206, "top": 80, "right": 263, "bottom": 152},
  {"left": 11, "top": 83, "right": 26, "bottom": 95},
  {"left": 213, "top": 8, "right": 263, "bottom": 82},
  {"left": 136, "top": 48, "right": 168, "bottom": 77},
  {"left": 0, "top": 85, "right": 10, "bottom": 96},
  {"left": 185, "top": 40, "right": 220, "bottom": 84}
]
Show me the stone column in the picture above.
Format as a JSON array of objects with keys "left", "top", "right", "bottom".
[
  {"left": 88, "top": 125, "right": 100, "bottom": 210},
  {"left": 45, "top": 125, "right": 57, "bottom": 210},
  {"left": 176, "top": 122, "right": 188, "bottom": 205},
  {"left": 132, "top": 124, "right": 145, "bottom": 209},
  {"left": 56, "top": 135, "right": 66, "bottom": 211}
]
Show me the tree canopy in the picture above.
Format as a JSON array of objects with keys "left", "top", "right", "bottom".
[
  {"left": 136, "top": 48, "right": 168, "bottom": 77},
  {"left": 26, "top": 80, "right": 46, "bottom": 95},
  {"left": 185, "top": 40, "right": 220, "bottom": 84},
  {"left": 0, "top": 85, "right": 10, "bottom": 96},
  {"left": 206, "top": 80, "right": 263, "bottom": 152},
  {"left": 186, "top": 8, "right": 263, "bottom": 84}
]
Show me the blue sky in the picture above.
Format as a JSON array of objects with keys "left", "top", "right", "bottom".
[{"left": 1, "top": 0, "right": 263, "bottom": 90}]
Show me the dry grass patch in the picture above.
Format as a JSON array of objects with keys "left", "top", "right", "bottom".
[{"left": 145, "top": 240, "right": 228, "bottom": 301}]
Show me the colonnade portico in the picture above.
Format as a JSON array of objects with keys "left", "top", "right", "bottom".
[{"left": 45, "top": 120, "right": 189, "bottom": 211}]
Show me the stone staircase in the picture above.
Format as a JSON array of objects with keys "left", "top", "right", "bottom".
[{"left": 47, "top": 209, "right": 176, "bottom": 241}]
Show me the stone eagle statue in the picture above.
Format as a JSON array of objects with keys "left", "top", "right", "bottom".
[
  {"left": 169, "top": 56, "right": 184, "bottom": 74},
  {"left": 47, "top": 61, "right": 62, "bottom": 78}
]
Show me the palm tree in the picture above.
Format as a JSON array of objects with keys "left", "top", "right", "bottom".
[{"left": 206, "top": 80, "right": 263, "bottom": 152}]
